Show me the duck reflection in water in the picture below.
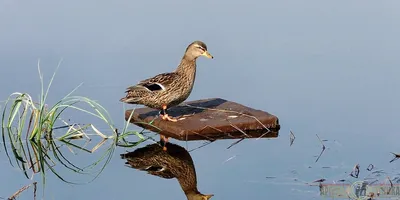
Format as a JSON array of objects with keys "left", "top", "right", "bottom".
[{"left": 121, "top": 142, "right": 214, "bottom": 200}]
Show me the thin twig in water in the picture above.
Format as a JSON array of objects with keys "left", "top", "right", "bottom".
[
  {"left": 386, "top": 176, "right": 393, "bottom": 195},
  {"left": 229, "top": 123, "right": 250, "bottom": 138},
  {"left": 290, "top": 130, "right": 295, "bottom": 146},
  {"left": 223, "top": 155, "right": 237, "bottom": 164},
  {"left": 189, "top": 126, "right": 221, "bottom": 141},
  {"left": 315, "top": 134, "right": 326, "bottom": 163},
  {"left": 33, "top": 182, "right": 37, "bottom": 200},
  {"left": 227, "top": 138, "right": 245, "bottom": 149},
  {"left": 367, "top": 164, "right": 374, "bottom": 171},
  {"left": 52, "top": 123, "right": 82, "bottom": 130},
  {"left": 312, "top": 178, "right": 326, "bottom": 183},
  {"left": 334, "top": 179, "right": 347, "bottom": 184},
  {"left": 387, "top": 176, "right": 393, "bottom": 187},
  {"left": 389, "top": 152, "right": 400, "bottom": 163},
  {"left": 256, "top": 129, "right": 271, "bottom": 140},
  {"left": 188, "top": 141, "right": 215, "bottom": 152},
  {"left": 350, "top": 164, "right": 360, "bottom": 178},
  {"left": 8, "top": 182, "right": 37, "bottom": 200}
]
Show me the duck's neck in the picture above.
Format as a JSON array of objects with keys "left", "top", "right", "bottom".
[
  {"left": 184, "top": 190, "right": 201, "bottom": 200},
  {"left": 174, "top": 162, "right": 199, "bottom": 198},
  {"left": 175, "top": 56, "right": 197, "bottom": 83}
]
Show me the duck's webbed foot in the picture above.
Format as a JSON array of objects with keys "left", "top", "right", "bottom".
[
  {"left": 159, "top": 105, "right": 178, "bottom": 122},
  {"left": 161, "top": 114, "right": 178, "bottom": 122},
  {"left": 160, "top": 134, "right": 169, "bottom": 151}
]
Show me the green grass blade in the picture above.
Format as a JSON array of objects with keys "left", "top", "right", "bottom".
[
  {"left": 43, "top": 58, "right": 63, "bottom": 104},
  {"left": 48, "top": 140, "right": 85, "bottom": 174}
]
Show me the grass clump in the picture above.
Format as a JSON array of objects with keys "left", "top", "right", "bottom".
[{"left": 1, "top": 60, "right": 145, "bottom": 187}]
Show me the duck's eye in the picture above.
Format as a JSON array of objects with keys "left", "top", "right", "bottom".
[{"left": 197, "top": 46, "right": 205, "bottom": 51}]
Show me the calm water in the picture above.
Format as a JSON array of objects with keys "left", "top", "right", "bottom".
[{"left": 1, "top": 1, "right": 400, "bottom": 199}]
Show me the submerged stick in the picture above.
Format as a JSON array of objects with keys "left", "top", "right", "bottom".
[
  {"left": 389, "top": 152, "right": 400, "bottom": 163},
  {"left": 350, "top": 164, "right": 360, "bottom": 178},
  {"left": 188, "top": 141, "right": 215, "bottom": 152},
  {"left": 290, "top": 130, "right": 295, "bottom": 146},
  {"left": 315, "top": 134, "right": 326, "bottom": 163},
  {"left": 8, "top": 182, "right": 37, "bottom": 200},
  {"left": 227, "top": 138, "right": 245, "bottom": 149}
]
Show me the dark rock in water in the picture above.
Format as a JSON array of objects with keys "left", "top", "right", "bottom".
[{"left": 125, "top": 98, "right": 280, "bottom": 141}]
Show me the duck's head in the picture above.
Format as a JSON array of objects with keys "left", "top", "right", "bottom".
[
  {"left": 184, "top": 41, "right": 213, "bottom": 60},
  {"left": 186, "top": 193, "right": 214, "bottom": 200}
]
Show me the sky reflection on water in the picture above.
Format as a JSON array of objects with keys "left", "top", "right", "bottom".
[{"left": 1, "top": 0, "right": 400, "bottom": 199}]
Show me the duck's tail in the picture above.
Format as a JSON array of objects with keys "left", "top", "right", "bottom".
[
  {"left": 120, "top": 85, "right": 148, "bottom": 103},
  {"left": 119, "top": 96, "right": 141, "bottom": 104}
]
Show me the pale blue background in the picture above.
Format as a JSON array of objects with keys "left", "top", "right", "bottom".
[{"left": 1, "top": 0, "right": 400, "bottom": 199}]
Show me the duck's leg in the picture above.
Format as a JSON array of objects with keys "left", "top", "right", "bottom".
[
  {"left": 158, "top": 105, "right": 177, "bottom": 151},
  {"left": 160, "top": 134, "right": 169, "bottom": 151},
  {"left": 159, "top": 105, "right": 178, "bottom": 122}
]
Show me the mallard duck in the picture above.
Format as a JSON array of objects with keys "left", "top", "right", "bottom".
[
  {"left": 120, "top": 41, "right": 213, "bottom": 150},
  {"left": 121, "top": 142, "right": 214, "bottom": 200}
]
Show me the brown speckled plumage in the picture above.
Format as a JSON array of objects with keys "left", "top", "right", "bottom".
[
  {"left": 120, "top": 40, "right": 213, "bottom": 150},
  {"left": 121, "top": 143, "right": 213, "bottom": 200},
  {"left": 120, "top": 41, "right": 213, "bottom": 110}
]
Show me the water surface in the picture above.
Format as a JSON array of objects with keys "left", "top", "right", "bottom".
[{"left": 1, "top": 0, "right": 400, "bottom": 199}]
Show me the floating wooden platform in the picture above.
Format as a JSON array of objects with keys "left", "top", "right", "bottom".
[{"left": 125, "top": 98, "right": 280, "bottom": 141}]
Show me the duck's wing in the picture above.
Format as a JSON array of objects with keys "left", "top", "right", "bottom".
[
  {"left": 144, "top": 166, "right": 175, "bottom": 179},
  {"left": 121, "top": 144, "right": 176, "bottom": 179},
  {"left": 126, "top": 72, "right": 179, "bottom": 93}
]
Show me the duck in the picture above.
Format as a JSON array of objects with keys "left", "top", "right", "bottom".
[
  {"left": 120, "top": 41, "right": 213, "bottom": 151},
  {"left": 121, "top": 142, "right": 214, "bottom": 200}
]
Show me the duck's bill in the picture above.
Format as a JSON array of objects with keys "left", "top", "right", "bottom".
[{"left": 202, "top": 51, "right": 213, "bottom": 59}]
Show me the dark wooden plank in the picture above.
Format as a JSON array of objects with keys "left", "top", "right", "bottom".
[{"left": 125, "top": 98, "right": 280, "bottom": 141}]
